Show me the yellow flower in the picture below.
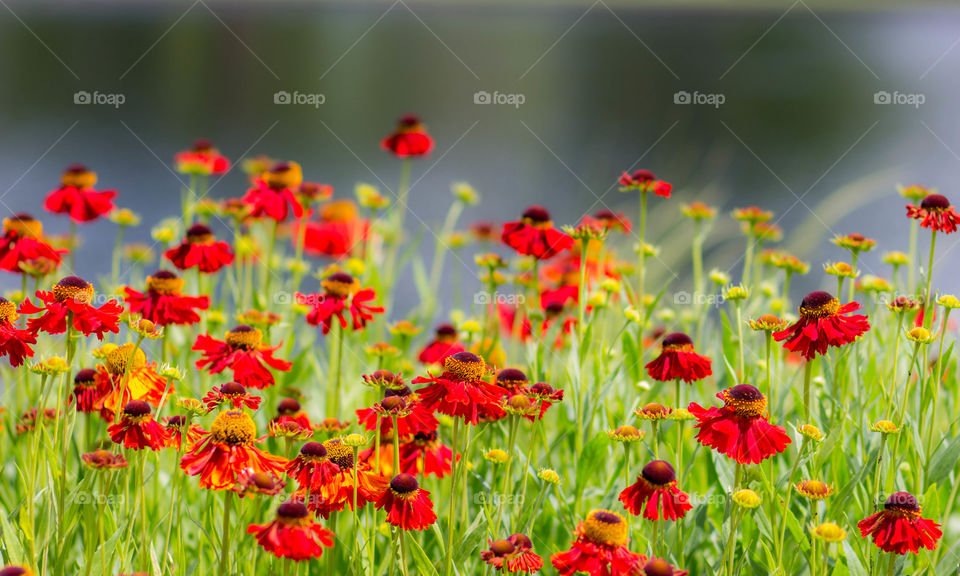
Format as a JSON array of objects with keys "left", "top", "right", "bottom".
[
  {"left": 938, "top": 295, "right": 960, "bottom": 310},
  {"left": 345, "top": 258, "right": 365, "bottom": 277},
  {"left": 798, "top": 424, "right": 824, "bottom": 442},
  {"left": 724, "top": 284, "right": 750, "bottom": 302},
  {"left": 607, "top": 425, "right": 645, "bottom": 443},
  {"left": 451, "top": 182, "right": 480, "bottom": 205},
  {"left": 824, "top": 262, "right": 857, "bottom": 278},
  {"left": 681, "top": 201, "right": 717, "bottom": 221},
  {"left": 355, "top": 183, "right": 389, "bottom": 210},
  {"left": 795, "top": 480, "right": 834, "bottom": 500},
  {"left": 897, "top": 184, "right": 933, "bottom": 201},
  {"left": 342, "top": 433, "right": 370, "bottom": 448},
  {"left": 870, "top": 420, "right": 900, "bottom": 435},
  {"left": 709, "top": 269, "right": 730, "bottom": 286},
  {"left": 31, "top": 356, "right": 70, "bottom": 375},
  {"left": 538, "top": 468, "right": 561, "bottom": 484},
  {"left": 389, "top": 321, "right": 422, "bottom": 338},
  {"left": 484, "top": 449, "right": 509, "bottom": 464},
  {"left": 811, "top": 522, "right": 847, "bottom": 543},
  {"left": 749, "top": 314, "right": 788, "bottom": 332},
  {"left": 882, "top": 251, "right": 909, "bottom": 266},
  {"left": 624, "top": 307, "right": 642, "bottom": 324},
  {"left": 732, "top": 489, "right": 761, "bottom": 509},
  {"left": 906, "top": 327, "right": 934, "bottom": 344},
  {"left": 109, "top": 208, "right": 141, "bottom": 227},
  {"left": 600, "top": 278, "right": 621, "bottom": 293}
]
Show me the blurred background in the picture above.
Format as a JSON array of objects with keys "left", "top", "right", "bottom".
[{"left": 0, "top": 0, "right": 958, "bottom": 314}]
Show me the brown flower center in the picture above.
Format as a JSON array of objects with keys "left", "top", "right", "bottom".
[
  {"left": 722, "top": 384, "right": 767, "bottom": 418},
  {"left": 799, "top": 291, "right": 840, "bottom": 319},
  {"left": 443, "top": 351, "right": 487, "bottom": 382},
  {"left": 225, "top": 325, "right": 262, "bottom": 350},
  {"left": 583, "top": 509, "right": 629, "bottom": 547},
  {"left": 53, "top": 276, "right": 94, "bottom": 304},
  {"left": 105, "top": 343, "right": 147, "bottom": 375}
]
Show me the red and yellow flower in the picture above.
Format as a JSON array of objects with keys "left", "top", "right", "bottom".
[
  {"left": 0, "top": 297, "right": 35, "bottom": 367},
  {"left": 381, "top": 114, "right": 434, "bottom": 158},
  {"left": 773, "top": 291, "right": 870, "bottom": 360},
  {"left": 164, "top": 224, "right": 235, "bottom": 274},
  {"left": 0, "top": 213, "right": 66, "bottom": 273},
  {"left": 124, "top": 270, "right": 209, "bottom": 326},
  {"left": 299, "top": 438, "right": 388, "bottom": 518},
  {"left": 412, "top": 352, "right": 507, "bottom": 425},
  {"left": 375, "top": 473, "right": 437, "bottom": 531},
  {"left": 689, "top": 384, "right": 790, "bottom": 464},
  {"left": 906, "top": 193, "right": 960, "bottom": 234},
  {"left": 202, "top": 381, "right": 262, "bottom": 412},
  {"left": 71, "top": 368, "right": 108, "bottom": 414},
  {"left": 298, "top": 199, "right": 369, "bottom": 258},
  {"left": 242, "top": 162, "right": 305, "bottom": 222},
  {"left": 501, "top": 206, "right": 573, "bottom": 260},
  {"left": 107, "top": 400, "right": 171, "bottom": 451},
  {"left": 21, "top": 276, "right": 121, "bottom": 339},
  {"left": 247, "top": 501, "right": 334, "bottom": 561},
  {"left": 193, "top": 325, "right": 292, "bottom": 389},
  {"left": 94, "top": 343, "right": 171, "bottom": 421},
  {"left": 44, "top": 164, "right": 116, "bottom": 223},
  {"left": 550, "top": 509, "right": 645, "bottom": 576},
  {"left": 398, "top": 430, "right": 454, "bottom": 478},
  {"left": 618, "top": 169, "right": 672, "bottom": 197},
  {"left": 481, "top": 533, "right": 543, "bottom": 574},
  {"left": 174, "top": 139, "right": 230, "bottom": 175},
  {"left": 417, "top": 323, "right": 465, "bottom": 365},
  {"left": 619, "top": 460, "right": 692, "bottom": 521},
  {"left": 644, "top": 332, "right": 712, "bottom": 384},
  {"left": 858, "top": 491, "right": 941, "bottom": 554},
  {"left": 296, "top": 272, "right": 384, "bottom": 335}
]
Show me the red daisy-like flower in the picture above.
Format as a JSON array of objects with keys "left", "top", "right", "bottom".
[
  {"left": 124, "top": 270, "right": 209, "bottom": 326},
  {"left": 163, "top": 415, "right": 206, "bottom": 451},
  {"left": 107, "top": 400, "right": 171, "bottom": 451},
  {"left": 550, "top": 509, "right": 645, "bottom": 576},
  {"left": 202, "top": 381, "right": 262, "bottom": 412},
  {"left": 296, "top": 272, "right": 384, "bottom": 335},
  {"left": 242, "top": 162, "right": 305, "bottom": 222},
  {"left": 44, "top": 164, "right": 116, "bottom": 223},
  {"left": 285, "top": 441, "right": 341, "bottom": 493},
  {"left": 356, "top": 388, "right": 438, "bottom": 438},
  {"left": 21, "top": 276, "right": 122, "bottom": 339},
  {"left": 270, "top": 398, "right": 315, "bottom": 432},
  {"left": 0, "top": 297, "right": 35, "bottom": 367},
  {"left": 398, "top": 430, "right": 455, "bottom": 478},
  {"left": 581, "top": 209, "right": 632, "bottom": 234},
  {"left": 618, "top": 169, "right": 672, "bottom": 197},
  {"left": 645, "top": 332, "right": 712, "bottom": 384},
  {"left": 637, "top": 558, "right": 689, "bottom": 576},
  {"left": 297, "top": 199, "right": 369, "bottom": 258},
  {"left": 233, "top": 469, "right": 287, "bottom": 499},
  {"left": 501, "top": 206, "right": 574, "bottom": 261},
  {"left": 164, "top": 224, "right": 235, "bottom": 274},
  {"left": 0, "top": 213, "right": 66, "bottom": 273},
  {"left": 619, "top": 460, "right": 692, "bottom": 522},
  {"left": 689, "top": 384, "right": 791, "bottom": 465},
  {"left": 174, "top": 139, "right": 230, "bottom": 175},
  {"left": 418, "top": 323, "right": 465, "bottom": 365},
  {"left": 375, "top": 473, "right": 438, "bottom": 531},
  {"left": 71, "top": 368, "right": 108, "bottom": 414},
  {"left": 905, "top": 194, "right": 960, "bottom": 234},
  {"left": 94, "top": 343, "right": 172, "bottom": 422},
  {"left": 247, "top": 501, "right": 335, "bottom": 561},
  {"left": 524, "top": 382, "right": 564, "bottom": 421},
  {"left": 302, "top": 439, "right": 389, "bottom": 518},
  {"left": 412, "top": 352, "right": 507, "bottom": 425},
  {"left": 381, "top": 114, "right": 434, "bottom": 158},
  {"left": 858, "top": 492, "right": 942, "bottom": 555},
  {"left": 773, "top": 291, "right": 870, "bottom": 360},
  {"left": 481, "top": 533, "right": 544, "bottom": 574},
  {"left": 193, "top": 325, "right": 292, "bottom": 390},
  {"left": 180, "top": 410, "right": 287, "bottom": 491}
]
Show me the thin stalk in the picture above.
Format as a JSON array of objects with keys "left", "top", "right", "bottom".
[
  {"left": 219, "top": 492, "right": 233, "bottom": 574},
  {"left": 923, "top": 228, "right": 936, "bottom": 329},
  {"left": 444, "top": 419, "right": 460, "bottom": 576}
]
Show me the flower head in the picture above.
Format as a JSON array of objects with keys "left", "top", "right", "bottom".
[
  {"left": 193, "top": 325, "right": 292, "bottom": 390},
  {"left": 247, "top": 501, "right": 335, "bottom": 560},
  {"left": 645, "top": 332, "right": 712, "bottom": 383},
  {"left": 501, "top": 206, "right": 573, "bottom": 261},
  {"left": 45, "top": 165, "right": 116, "bottom": 223},
  {"left": 175, "top": 139, "right": 230, "bottom": 175},
  {"left": 732, "top": 489, "right": 761, "bottom": 509},
  {"left": 906, "top": 193, "right": 960, "bottom": 233},
  {"left": 811, "top": 522, "right": 847, "bottom": 543},
  {"left": 619, "top": 169, "right": 671, "bottom": 197},
  {"left": 689, "top": 384, "right": 790, "bottom": 464},
  {"left": 375, "top": 473, "right": 438, "bottom": 531},
  {"left": 773, "top": 291, "right": 870, "bottom": 360},
  {"left": 107, "top": 400, "right": 171, "bottom": 451},
  {"left": 858, "top": 492, "right": 941, "bottom": 554},
  {"left": 481, "top": 533, "right": 544, "bottom": 574},
  {"left": 550, "top": 509, "right": 644, "bottom": 576},
  {"left": 619, "top": 460, "right": 692, "bottom": 522},
  {"left": 381, "top": 114, "right": 434, "bottom": 158},
  {"left": 164, "top": 224, "right": 234, "bottom": 274}
]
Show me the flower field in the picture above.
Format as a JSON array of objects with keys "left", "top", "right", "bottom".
[{"left": 0, "top": 115, "right": 957, "bottom": 576}]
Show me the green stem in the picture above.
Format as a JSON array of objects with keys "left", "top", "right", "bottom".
[
  {"left": 923, "top": 228, "right": 937, "bottom": 329},
  {"left": 444, "top": 419, "right": 460, "bottom": 576},
  {"left": 219, "top": 492, "right": 233, "bottom": 574}
]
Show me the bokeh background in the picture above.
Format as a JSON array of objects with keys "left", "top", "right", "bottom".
[{"left": 1, "top": 0, "right": 959, "bottom": 314}]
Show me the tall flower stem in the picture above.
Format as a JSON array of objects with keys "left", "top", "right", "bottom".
[
  {"left": 111, "top": 223, "right": 128, "bottom": 288},
  {"left": 923, "top": 228, "right": 937, "bottom": 329},
  {"left": 742, "top": 229, "right": 755, "bottom": 288},
  {"left": 261, "top": 219, "right": 279, "bottom": 310},
  {"left": 887, "top": 342, "right": 922, "bottom": 493},
  {"left": 735, "top": 302, "right": 745, "bottom": 381},
  {"left": 444, "top": 418, "right": 460, "bottom": 576},
  {"left": 219, "top": 492, "right": 233, "bottom": 574},
  {"left": 496, "top": 415, "right": 520, "bottom": 531},
  {"left": 927, "top": 307, "right": 951, "bottom": 457},
  {"left": 776, "top": 439, "right": 806, "bottom": 563},
  {"left": 848, "top": 253, "right": 859, "bottom": 304},
  {"left": 908, "top": 220, "right": 919, "bottom": 293},
  {"left": 886, "top": 313, "right": 905, "bottom": 419},
  {"left": 637, "top": 190, "right": 647, "bottom": 316},
  {"left": 802, "top": 360, "right": 813, "bottom": 421},
  {"left": 328, "top": 323, "right": 345, "bottom": 418},
  {"left": 352, "top": 446, "right": 361, "bottom": 572},
  {"left": 138, "top": 453, "right": 150, "bottom": 571}
]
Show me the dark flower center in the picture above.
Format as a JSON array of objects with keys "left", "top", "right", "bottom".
[
  {"left": 277, "top": 501, "right": 309, "bottom": 519},
  {"left": 152, "top": 269, "right": 178, "bottom": 280},
  {"left": 497, "top": 368, "right": 528, "bottom": 385},
  {"left": 57, "top": 276, "right": 90, "bottom": 289},
  {"left": 192, "top": 138, "right": 213, "bottom": 151},
  {"left": 509, "top": 533, "right": 533, "bottom": 549},
  {"left": 384, "top": 385, "right": 412, "bottom": 397},
  {"left": 662, "top": 332, "right": 693, "bottom": 348},
  {"left": 630, "top": 169, "right": 655, "bottom": 182},
  {"left": 74, "top": 368, "right": 97, "bottom": 384},
  {"left": 921, "top": 194, "right": 950, "bottom": 210},
  {"left": 123, "top": 400, "right": 151, "bottom": 418},
  {"left": 323, "top": 439, "right": 354, "bottom": 469},
  {"left": 642, "top": 460, "right": 676, "bottom": 485},
  {"left": 399, "top": 114, "right": 421, "bottom": 126},
  {"left": 0, "top": 566, "right": 29, "bottom": 576},
  {"left": 277, "top": 398, "right": 301, "bottom": 414},
  {"left": 219, "top": 381, "right": 246, "bottom": 396},
  {"left": 642, "top": 403, "right": 668, "bottom": 415},
  {"left": 381, "top": 396, "right": 405, "bottom": 411},
  {"left": 530, "top": 382, "right": 554, "bottom": 395},
  {"left": 390, "top": 473, "right": 419, "bottom": 494},
  {"left": 10, "top": 212, "right": 36, "bottom": 222},
  {"left": 728, "top": 384, "right": 763, "bottom": 402},
  {"left": 490, "top": 539, "right": 515, "bottom": 556},
  {"left": 327, "top": 272, "right": 354, "bottom": 285},
  {"left": 643, "top": 559, "right": 675, "bottom": 576},
  {"left": 884, "top": 491, "right": 920, "bottom": 513},
  {"left": 250, "top": 472, "right": 276, "bottom": 490},
  {"left": 801, "top": 291, "right": 835, "bottom": 310},
  {"left": 436, "top": 323, "right": 457, "bottom": 337},
  {"left": 300, "top": 441, "right": 327, "bottom": 458},
  {"left": 594, "top": 209, "right": 616, "bottom": 220},
  {"left": 592, "top": 510, "right": 621, "bottom": 525},
  {"left": 66, "top": 163, "right": 89, "bottom": 173},
  {"left": 522, "top": 206, "right": 551, "bottom": 223},
  {"left": 166, "top": 415, "right": 187, "bottom": 427}
]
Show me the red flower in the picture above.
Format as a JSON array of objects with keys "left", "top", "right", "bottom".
[
  {"left": 44, "top": 165, "right": 116, "bottom": 223},
  {"left": 202, "top": 381, "right": 261, "bottom": 412},
  {"left": 618, "top": 169, "right": 672, "bottom": 197},
  {"left": 858, "top": 492, "right": 941, "bottom": 554},
  {"left": 905, "top": 194, "right": 960, "bottom": 234},
  {"left": 296, "top": 272, "right": 384, "bottom": 335},
  {"left": 399, "top": 431, "right": 455, "bottom": 478},
  {"left": 773, "top": 291, "right": 870, "bottom": 360},
  {"left": 124, "top": 270, "right": 209, "bottom": 326},
  {"left": 501, "top": 206, "right": 573, "bottom": 260},
  {"left": 645, "top": 332, "right": 712, "bottom": 383},
  {"left": 637, "top": 558, "right": 689, "bottom": 576},
  {"left": 381, "top": 114, "right": 434, "bottom": 158},
  {"left": 286, "top": 442, "right": 341, "bottom": 493},
  {"left": 21, "top": 276, "right": 121, "bottom": 339},
  {"left": 94, "top": 344, "right": 172, "bottom": 421},
  {"left": 297, "top": 199, "right": 368, "bottom": 258},
  {"left": 174, "top": 139, "right": 230, "bottom": 175},
  {"left": 193, "top": 325, "right": 292, "bottom": 390},
  {"left": 0, "top": 297, "right": 35, "bottom": 367},
  {"left": 300, "top": 439, "right": 388, "bottom": 518},
  {"left": 180, "top": 410, "right": 287, "bottom": 491},
  {"left": 71, "top": 368, "right": 108, "bottom": 414},
  {"left": 581, "top": 209, "right": 632, "bottom": 234},
  {"left": 418, "top": 323, "right": 465, "bottom": 365},
  {"left": 164, "top": 224, "right": 235, "bottom": 274},
  {"left": 247, "top": 501, "right": 334, "bottom": 561},
  {"left": 550, "top": 509, "right": 645, "bottom": 576},
  {"left": 412, "top": 352, "right": 507, "bottom": 425},
  {"left": 0, "top": 214, "right": 66, "bottom": 273},
  {"left": 242, "top": 162, "right": 305, "bottom": 222},
  {"left": 355, "top": 388, "right": 438, "bottom": 438},
  {"left": 619, "top": 460, "right": 692, "bottom": 521},
  {"left": 270, "top": 398, "right": 315, "bottom": 431},
  {"left": 163, "top": 415, "right": 206, "bottom": 451},
  {"left": 107, "top": 400, "right": 171, "bottom": 451},
  {"left": 689, "top": 384, "right": 790, "bottom": 465},
  {"left": 375, "top": 473, "right": 437, "bottom": 531},
  {"left": 481, "top": 533, "right": 543, "bottom": 574}
]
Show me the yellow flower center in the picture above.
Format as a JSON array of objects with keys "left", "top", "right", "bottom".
[
  {"left": 797, "top": 480, "right": 832, "bottom": 499},
  {"left": 53, "top": 279, "right": 95, "bottom": 305},
  {"left": 582, "top": 510, "right": 629, "bottom": 547},
  {"left": 321, "top": 277, "right": 359, "bottom": 298},
  {"left": 262, "top": 161, "right": 303, "bottom": 190},
  {"left": 146, "top": 275, "right": 184, "bottom": 295},
  {"left": 321, "top": 199, "right": 358, "bottom": 222},
  {"left": 4, "top": 217, "right": 43, "bottom": 239},
  {"left": 799, "top": 297, "right": 840, "bottom": 319},
  {"left": 61, "top": 168, "right": 97, "bottom": 189},
  {"left": 443, "top": 353, "right": 487, "bottom": 382},
  {"left": 0, "top": 300, "right": 18, "bottom": 324},
  {"left": 105, "top": 343, "right": 147, "bottom": 376},
  {"left": 210, "top": 410, "right": 257, "bottom": 446},
  {"left": 225, "top": 327, "right": 263, "bottom": 350},
  {"left": 322, "top": 439, "right": 355, "bottom": 469}
]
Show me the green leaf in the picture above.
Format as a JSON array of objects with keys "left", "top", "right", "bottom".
[
  {"left": 456, "top": 510, "right": 488, "bottom": 563},
  {"left": 842, "top": 538, "right": 868, "bottom": 576},
  {"left": 936, "top": 538, "right": 960, "bottom": 576},
  {"left": 406, "top": 532, "right": 440, "bottom": 576},
  {"left": 0, "top": 509, "right": 24, "bottom": 565},
  {"left": 576, "top": 434, "right": 609, "bottom": 493},
  {"left": 928, "top": 434, "right": 960, "bottom": 485}
]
